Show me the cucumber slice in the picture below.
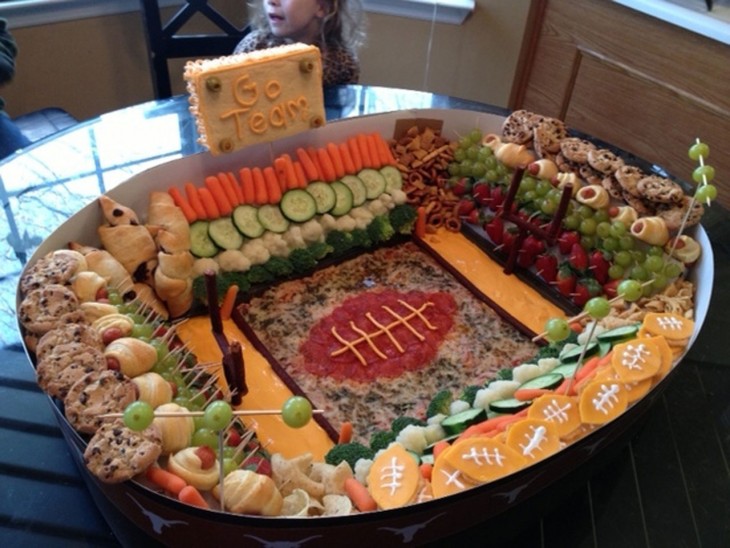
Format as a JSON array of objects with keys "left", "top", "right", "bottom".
[
  {"left": 257, "top": 204, "right": 290, "bottom": 233},
  {"left": 596, "top": 324, "right": 641, "bottom": 343},
  {"left": 232, "top": 204, "right": 265, "bottom": 238},
  {"left": 419, "top": 453, "right": 435, "bottom": 466},
  {"left": 599, "top": 340, "right": 613, "bottom": 357},
  {"left": 551, "top": 363, "right": 579, "bottom": 378},
  {"left": 357, "top": 168, "right": 387, "bottom": 199},
  {"left": 280, "top": 189, "right": 317, "bottom": 222},
  {"left": 380, "top": 165, "right": 403, "bottom": 192},
  {"left": 189, "top": 221, "right": 218, "bottom": 258},
  {"left": 518, "top": 372, "right": 564, "bottom": 391},
  {"left": 329, "top": 181, "right": 354, "bottom": 216},
  {"left": 305, "top": 181, "right": 336, "bottom": 214},
  {"left": 208, "top": 217, "right": 243, "bottom": 250},
  {"left": 340, "top": 175, "right": 368, "bottom": 207},
  {"left": 559, "top": 341, "right": 600, "bottom": 363},
  {"left": 440, "top": 408, "right": 487, "bottom": 435},
  {"left": 489, "top": 398, "right": 532, "bottom": 414}
]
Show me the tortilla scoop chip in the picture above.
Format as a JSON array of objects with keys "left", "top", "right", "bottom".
[
  {"left": 322, "top": 494, "right": 353, "bottom": 516},
  {"left": 310, "top": 461, "right": 353, "bottom": 495},
  {"left": 281, "top": 488, "right": 325, "bottom": 517},
  {"left": 271, "top": 453, "right": 325, "bottom": 499}
]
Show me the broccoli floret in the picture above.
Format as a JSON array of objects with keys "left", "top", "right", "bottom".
[
  {"left": 350, "top": 228, "right": 373, "bottom": 249},
  {"left": 389, "top": 203, "right": 418, "bottom": 235},
  {"left": 326, "top": 230, "right": 354, "bottom": 256},
  {"left": 246, "top": 264, "right": 274, "bottom": 285},
  {"left": 391, "top": 416, "right": 427, "bottom": 434},
  {"left": 263, "top": 256, "right": 294, "bottom": 278},
  {"left": 288, "top": 247, "right": 318, "bottom": 274},
  {"left": 192, "top": 275, "right": 207, "bottom": 302},
  {"left": 495, "top": 368, "right": 514, "bottom": 381},
  {"left": 426, "top": 389, "right": 453, "bottom": 418},
  {"left": 366, "top": 215, "right": 396, "bottom": 244},
  {"left": 459, "top": 385, "right": 482, "bottom": 407},
  {"left": 535, "top": 343, "right": 561, "bottom": 361},
  {"left": 369, "top": 430, "right": 396, "bottom": 452},
  {"left": 324, "top": 442, "right": 374, "bottom": 470},
  {"left": 308, "top": 241, "right": 332, "bottom": 260},
  {"left": 192, "top": 272, "right": 250, "bottom": 303}
]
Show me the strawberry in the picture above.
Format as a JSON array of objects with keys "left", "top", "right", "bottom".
[
  {"left": 589, "top": 250, "right": 610, "bottom": 284},
  {"left": 554, "top": 264, "right": 576, "bottom": 297},
  {"left": 490, "top": 185, "right": 506, "bottom": 211},
  {"left": 194, "top": 445, "right": 217, "bottom": 470},
  {"left": 226, "top": 430, "right": 242, "bottom": 447},
  {"left": 457, "top": 198, "right": 476, "bottom": 217},
  {"left": 602, "top": 278, "right": 620, "bottom": 299},
  {"left": 501, "top": 227, "right": 519, "bottom": 255},
  {"left": 472, "top": 183, "right": 492, "bottom": 206},
  {"left": 483, "top": 216, "right": 504, "bottom": 245},
  {"left": 522, "top": 234, "right": 546, "bottom": 257},
  {"left": 535, "top": 253, "right": 558, "bottom": 283},
  {"left": 466, "top": 208, "right": 480, "bottom": 225},
  {"left": 241, "top": 454, "right": 272, "bottom": 477},
  {"left": 451, "top": 177, "right": 472, "bottom": 196},
  {"left": 568, "top": 243, "right": 588, "bottom": 272},
  {"left": 573, "top": 277, "right": 603, "bottom": 306},
  {"left": 558, "top": 230, "right": 580, "bottom": 255}
]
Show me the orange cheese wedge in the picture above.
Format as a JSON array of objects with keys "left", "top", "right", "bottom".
[
  {"left": 505, "top": 418, "right": 561, "bottom": 463},
  {"left": 611, "top": 339, "right": 662, "bottom": 383},
  {"left": 431, "top": 444, "right": 474, "bottom": 499},
  {"left": 443, "top": 437, "right": 527, "bottom": 484},
  {"left": 593, "top": 367, "right": 654, "bottom": 404},
  {"left": 527, "top": 394, "right": 582, "bottom": 440},
  {"left": 579, "top": 380, "right": 629, "bottom": 424},
  {"left": 637, "top": 334, "right": 674, "bottom": 379},
  {"left": 641, "top": 312, "right": 694, "bottom": 341},
  {"left": 367, "top": 444, "right": 420, "bottom": 510}
]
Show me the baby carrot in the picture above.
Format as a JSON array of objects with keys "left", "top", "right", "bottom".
[
  {"left": 317, "top": 147, "right": 337, "bottom": 182},
  {"left": 575, "top": 355, "right": 601, "bottom": 382},
  {"left": 513, "top": 387, "right": 552, "bottom": 401},
  {"left": 356, "top": 133, "right": 373, "bottom": 168},
  {"left": 205, "top": 175, "right": 232, "bottom": 215},
  {"left": 293, "top": 160, "right": 308, "bottom": 188},
  {"left": 338, "top": 421, "right": 353, "bottom": 444},
  {"left": 251, "top": 167, "right": 269, "bottom": 205},
  {"left": 555, "top": 377, "right": 577, "bottom": 396},
  {"left": 296, "top": 147, "right": 320, "bottom": 182},
  {"left": 227, "top": 171, "right": 244, "bottom": 204},
  {"left": 220, "top": 284, "right": 239, "bottom": 321},
  {"left": 275, "top": 154, "right": 298, "bottom": 190},
  {"left": 146, "top": 466, "right": 186, "bottom": 496},
  {"left": 239, "top": 167, "right": 255, "bottom": 204},
  {"left": 168, "top": 186, "right": 197, "bottom": 223},
  {"left": 372, "top": 132, "right": 396, "bottom": 165},
  {"left": 347, "top": 136, "right": 364, "bottom": 172},
  {"left": 419, "top": 462, "right": 433, "bottom": 481},
  {"left": 338, "top": 142, "right": 357, "bottom": 175},
  {"left": 178, "top": 485, "right": 209, "bottom": 509},
  {"left": 197, "top": 187, "right": 221, "bottom": 219},
  {"left": 344, "top": 477, "right": 377, "bottom": 512},
  {"left": 431, "top": 439, "right": 451, "bottom": 460},
  {"left": 263, "top": 166, "right": 282, "bottom": 204},
  {"left": 415, "top": 206, "right": 427, "bottom": 238},
  {"left": 326, "top": 142, "right": 346, "bottom": 179},
  {"left": 307, "top": 147, "right": 324, "bottom": 180},
  {"left": 366, "top": 133, "right": 383, "bottom": 169},
  {"left": 185, "top": 182, "right": 207, "bottom": 219},
  {"left": 217, "top": 172, "right": 240, "bottom": 207}
]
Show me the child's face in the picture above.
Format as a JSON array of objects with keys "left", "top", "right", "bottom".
[{"left": 263, "top": 0, "right": 327, "bottom": 44}]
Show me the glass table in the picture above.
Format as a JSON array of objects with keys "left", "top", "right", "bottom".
[{"left": 1, "top": 85, "right": 728, "bottom": 547}]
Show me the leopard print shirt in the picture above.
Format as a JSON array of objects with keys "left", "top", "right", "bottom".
[{"left": 234, "top": 30, "right": 360, "bottom": 86}]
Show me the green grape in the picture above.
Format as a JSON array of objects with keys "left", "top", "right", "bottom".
[
  {"left": 629, "top": 265, "right": 649, "bottom": 281},
  {"left": 540, "top": 199, "right": 557, "bottom": 215},
  {"left": 602, "top": 237, "right": 619, "bottom": 252},
  {"left": 459, "top": 136, "right": 472, "bottom": 149},
  {"left": 664, "top": 262, "right": 683, "bottom": 278},
  {"left": 496, "top": 163, "right": 509, "bottom": 177},
  {"left": 151, "top": 339, "right": 170, "bottom": 363},
  {"left": 642, "top": 283, "right": 655, "bottom": 298},
  {"left": 130, "top": 323, "right": 155, "bottom": 340},
  {"left": 563, "top": 214, "right": 581, "bottom": 231},
  {"left": 448, "top": 163, "right": 460, "bottom": 177},
  {"left": 618, "top": 279, "right": 642, "bottom": 302},
  {"left": 472, "top": 162, "right": 487, "bottom": 178},
  {"left": 192, "top": 427, "right": 219, "bottom": 450},
  {"left": 467, "top": 146, "right": 480, "bottom": 160},
  {"left": 644, "top": 255, "right": 664, "bottom": 273},
  {"left": 460, "top": 160, "right": 473, "bottom": 177},
  {"left": 484, "top": 156, "right": 498, "bottom": 170},
  {"left": 522, "top": 190, "right": 537, "bottom": 204},
  {"left": 647, "top": 245, "right": 664, "bottom": 257},
  {"left": 222, "top": 457, "right": 238, "bottom": 476},
  {"left": 485, "top": 169, "right": 499, "bottom": 183},
  {"left": 596, "top": 221, "right": 612, "bottom": 239},
  {"left": 695, "top": 184, "right": 717, "bottom": 202},
  {"left": 107, "top": 289, "right": 123, "bottom": 306},
  {"left": 453, "top": 149, "right": 466, "bottom": 162},
  {"left": 478, "top": 147, "right": 493, "bottom": 161},
  {"left": 618, "top": 235, "right": 635, "bottom": 251},
  {"left": 172, "top": 395, "right": 192, "bottom": 410},
  {"left": 594, "top": 209, "right": 610, "bottom": 223},
  {"left": 688, "top": 141, "right": 709, "bottom": 161},
  {"left": 631, "top": 250, "right": 646, "bottom": 264},
  {"left": 579, "top": 218, "right": 597, "bottom": 236},
  {"left": 123, "top": 401, "right": 154, "bottom": 431},
  {"left": 577, "top": 205, "right": 594, "bottom": 219},
  {"left": 469, "top": 128, "right": 483, "bottom": 143},
  {"left": 614, "top": 250, "right": 633, "bottom": 267},
  {"left": 544, "top": 317, "right": 571, "bottom": 343},
  {"left": 584, "top": 297, "right": 611, "bottom": 319},
  {"left": 692, "top": 164, "right": 715, "bottom": 184},
  {"left": 608, "top": 264, "right": 625, "bottom": 280},
  {"left": 651, "top": 273, "right": 669, "bottom": 291},
  {"left": 281, "top": 396, "right": 313, "bottom": 428},
  {"left": 193, "top": 415, "right": 207, "bottom": 431},
  {"left": 580, "top": 235, "right": 597, "bottom": 250},
  {"left": 520, "top": 176, "right": 537, "bottom": 193},
  {"left": 204, "top": 400, "right": 233, "bottom": 431},
  {"left": 535, "top": 180, "right": 552, "bottom": 197},
  {"left": 609, "top": 221, "right": 627, "bottom": 238}
]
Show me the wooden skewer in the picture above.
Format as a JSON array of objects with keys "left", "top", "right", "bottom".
[{"left": 99, "top": 409, "right": 324, "bottom": 419}]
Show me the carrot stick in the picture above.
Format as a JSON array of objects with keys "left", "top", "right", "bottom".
[
  {"left": 317, "top": 147, "right": 337, "bottom": 182},
  {"left": 293, "top": 160, "right": 308, "bottom": 188},
  {"left": 575, "top": 355, "right": 601, "bottom": 382},
  {"left": 296, "top": 147, "right": 320, "bottom": 182},
  {"left": 338, "top": 142, "right": 357, "bottom": 175},
  {"left": 555, "top": 377, "right": 577, "bottom": 396},
  {"left": 205, "top": 175, "right": 232, "bottom": 215},
  {"left": 146, "top": 466, "right": 186, "bottom": 496},
  {"left": 251, "top": 167, "right": 269, "bottom": 205},
  {"left": 570, "top": 321, "right": 583, "bottom": 333},
  {"left": 168, "top": 186, "right": 198, "bottom": 223},
  {"left": 263, "top": 166, "right": 282, "bottom": 204},
  {"left": 185, "top": 182, "right": 207, "bottom": 219},
  {"left": 326, "top": 142, "right": 346, "bottom": 179},
  {"left": 455, "top": 410, "right": 527, "bottom": 443},
  {"left": 178, "top": 485, "right": 209, "bottom": 509},
  {"left": 220, "top": 284, "right": 239, "bottom": 321},
  {"left": 513, "top": 387, "right": 553, "bottom": 401},
  {"left": 432, "top": 439, "right": 450, "bottom": 460},
  {"left": 419, "top": 462, "right": 433, "bottom": 481},
  {"left": 415, "top": 206, "right": 427, "bottom": 238},
  {"left": 338, "top": 421, "right": 353, "bottom": 444},
  {"left": 308, "top": 147, "right": 324, "bottom": 180},
  {"left": 344, "top": 477, "right": 377, "bottom": 512},
  {"left": 348, "top": 136, "right": 364, "bottom": 172},
  {"left": 217, "top": 172, "right": 240, "bottom": 207},
  {"left": 366, "top": 133, "right": 383, "bottom": 169},
  {"left": 227, "top": 171, "right": 244, "bottom": 204},
  {"left": 357, "top": 133, "right": 373, "bottom": 168},
  {"left": 197, "top": 187, "right": 221, "bottom": 219},
  {"left": 372, "top": 132, "right": 396, "bottom": 165},
  {"left": 239, "top": 167, "right": 256, "bottom": 204},
  {"left": 275, "top": 154, "right": 298, "bottom": 190}
]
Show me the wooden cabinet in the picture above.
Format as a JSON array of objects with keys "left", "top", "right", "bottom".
[{"left": 511, "top": 0, "right": 730, "bottom": 208}]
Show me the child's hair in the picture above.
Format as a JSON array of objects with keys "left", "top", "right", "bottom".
[{"left": 247, "top": 0, "right": 366, "bottom": 53}]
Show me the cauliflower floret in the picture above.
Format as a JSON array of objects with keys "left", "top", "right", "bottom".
[
  {"left": 282, "top": 225, "right": 306, "bottom": 250},
  {"left": 300, "top": 219, "right": 324, "bottom": 243},
  {"left": 191, "top": 258, "right": 219, "bottom": 278},
  {"left": 319, "top": 214, "right": 337, "bottom": 233},
  {"left": 395, "top": 425, "right": 428, "bottom": 455},
  {"left": 367, "top": 196, "right": 389, "bottom": 217},
  {"left": 537, "top": 357, "right": 560, "bottom": 374},
  {"left": 423, "top": 422, "right": 446, "bottom": 445},
  {"left": 349, "top": 206, "right": 375, "bottom": 230},
  {"left": 512, "top": 363, "right": 542, "bottom": 385},
  {"left": 240, "top": 239, "right": 270, "bottom": 266},
  {"left": 486, "top": 379, "right": 521, "bottom": 399},
  {"left": 473, "top": 387, "right": 504, "bottom": 410},
  {"left": 353, "top": 458, "right": 373, "bottom": 486},
  {"left": 577, "top": 321, "right": 606, "bottom": 345},
  {"left": 334, "top": 214, "right": 357, "bottom": 233},
  {"left": 449, "top": 399, "right": 471, "bottom": 416},
  {"left": 389, "top": 188, "right": 407, "bottom": 205},
  {"left": 261, "top": 231, "right": 289, "bottom": 257},
  {"left": 216, "top": 250, "right": 252, "bottom": 272},
  {"left": 427, "top": 413, "right": 446, "bottom": 426}
]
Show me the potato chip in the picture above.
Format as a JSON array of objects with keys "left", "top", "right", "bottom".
[
  {"left": 311, "top": 461, "right": 353, "bottom": 495},
  {"left": 281, "top": 488, "right": 324, "bottom": 517},
  {"left": 271, "top": 453, "right": 325, "bottom": 498},
  {"left": 322, "top": 494, "right": 353, "bottom": 516}
]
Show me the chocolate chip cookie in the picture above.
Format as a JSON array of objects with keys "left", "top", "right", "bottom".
[
  {"left": 614, "top": 165, "right": 646, "bottom": 197},
  {"left": 36, "top": 322, "right": 102, "bottom": 362},
  {"left": 18, "top": 284, "right": 81, "bottom": 336},
  {"left": 36, "top": 342, "right": 107, "bottom": 400},
  {"left": 655, "top": 196, "right": 704, "bottom": 231},
  {"left": 64, "top": 369, "right": 136, "bottom": 435},
  {"left": 636, "top": 175, "right": 684, "bottom": 204},
  {"left": 19, "top": 250, "right": 85, "bottom": 295},
  {"left": 502, "top": 109, "right": 538, "bottom": 145},
  {"left": 532, "top": 117, "right": 567, "bottom": 158},
  {"left": 587, "top": 148, "right": 625, "bottom": 175}
]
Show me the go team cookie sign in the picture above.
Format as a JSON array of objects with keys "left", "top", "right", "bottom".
[{"left": 185, "top": 43, "right": 326, "bottom": 155}]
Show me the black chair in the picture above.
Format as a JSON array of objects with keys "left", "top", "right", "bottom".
[{"left": 139, "top": 0, "right": 250, "bottom": 99}]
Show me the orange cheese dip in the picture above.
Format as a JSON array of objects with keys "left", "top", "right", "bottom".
[{"left": 175, "top": 231, "right": 566, "bottom": 458}]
